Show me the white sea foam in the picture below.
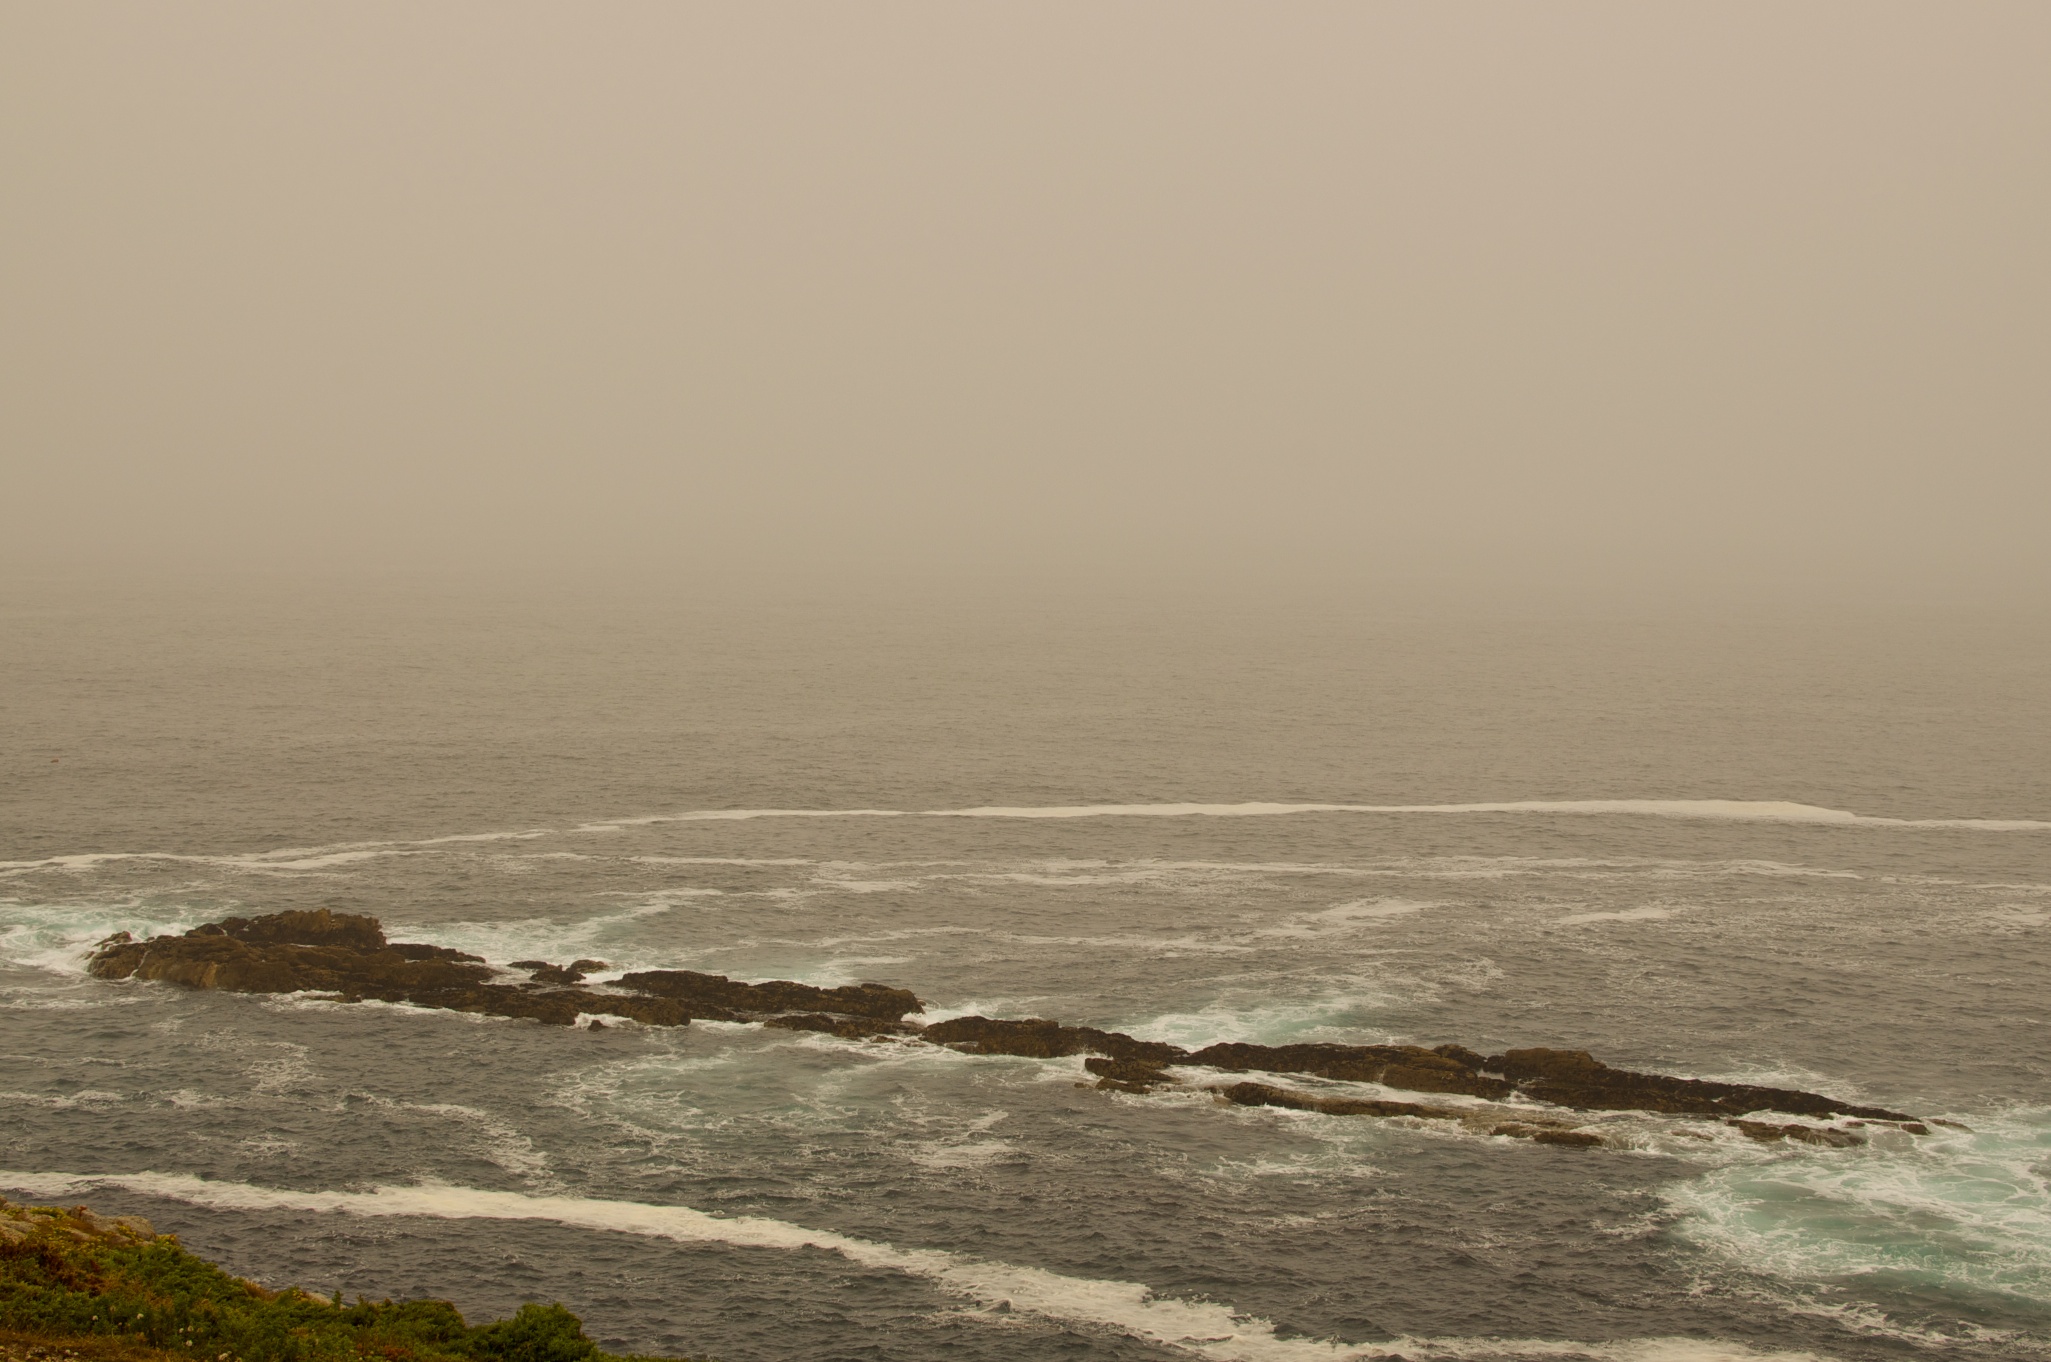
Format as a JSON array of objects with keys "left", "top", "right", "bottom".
[
  {"left": 1666, "top": 1109, "right": 2051, "bottom": 1308},
  {"left": 0, "top": 900, "right": 201, "bottom": 975},
  {"left": 419, "top": 903, "right": 675, "bottom": 971},
  {"left": 569, "top": 800, "right": 2051, "bottom": 831},
  {"left": 8, "top": 799, "right": 2035, "bottom": 894},
  {"left": 1554, "top": 907, "right": 1675, "bottom": 926},
  {"left": 0, "top": 829, "right": 551, "bottom": 877},
  {"left": 1125, "top": 993, "right": 1393, "bottom": 1050},
  {"left": 0, "top": 1171, "right": 1831, "bottom": 1361}
]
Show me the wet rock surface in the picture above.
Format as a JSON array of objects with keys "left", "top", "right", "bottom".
[
  {"left": 615, "top": 969, "right": 921, "bottom": 1022},
  {"left": 85, "top": 912, "right": 1917, "bottom": 1137},
  {"left": 1489, "top": 1047, "right": 1914, "bottom": 1121},
  {"left": 1728, "top": 1118, "right": 1867, "bottom": 1147},
  {"left": 922, "top": 1016, "right": 1185, "bottom": 1064},
  {"left": 1188, "top": 1041, "right": 1513, "bottom": 1098},
  {"left": 1212, "top": 1082, "right": 1608, "bottom": 1147}
]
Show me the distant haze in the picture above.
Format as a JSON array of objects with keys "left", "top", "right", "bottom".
[{"left": 4, "top": 3, "right": 2047, "bottom": 606}]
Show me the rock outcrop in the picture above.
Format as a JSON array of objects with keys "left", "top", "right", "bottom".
[
  {"left": 89, "top": 913, "right": 694, "bottom": 1027},
  {"left": 84, "top": 911, "right": 1918, "bottom": 1137},
  {"left": 922, "top": 1016, "right": 1185, "bottom": 1064},
  {"left": 1488, "top": 1047, "right": 1912, "bottom": 1121},
  {"left": 615, "top": 970, "right": 921, "bottom": 1022},
  {"left": 1187, "top": 1041, "right": 1512, "bottom": 1098}
]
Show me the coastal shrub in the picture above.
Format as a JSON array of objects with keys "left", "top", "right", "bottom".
[
  {"left": 0, "top": 1204, "right": 694, "bottom": 1362},
  {"left": 466, "top": 1304, "right": 600, "bottom": 1362}
]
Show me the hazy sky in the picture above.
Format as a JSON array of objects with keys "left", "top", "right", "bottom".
[{"left": 4, "top": 3, "right": 2047, "bottom": 605}]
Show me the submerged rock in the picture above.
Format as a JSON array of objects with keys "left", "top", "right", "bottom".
[
  {"left": 1213, "top": 1081, "right": 1606, "bottom": 1147},
  {"left": 1214, "top": 1080, "right": 1466, "bottom": 1120},
  {"left": 1728, "top": 1118, "right": 1865, "bottom": 1147}
]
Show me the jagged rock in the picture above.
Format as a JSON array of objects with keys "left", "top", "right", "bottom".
[
  {"left": 1728, "top": 1118, "right": 1865, "bottom": 1147},
  {"left": 188, "top": 909, "right": 390, "bottom": 951},
  {"left": 86, "top": 913, "right": 692, "bottom": 1028},
  {"left": 90, "top": 915, "right": 493, "bottom": 996},
  {"left": 617, "top": 969, "right": 921, "bottom": 1022},
  {"left": 922, "top": 1016, "right": 1186, "bottom": 1064},
  {"left": 1493, "top": 1048, "right": 1911, "bottom": 1121},
  {"left": 1187, "top": 1042, "right": 1512, "bottom": 1098}
]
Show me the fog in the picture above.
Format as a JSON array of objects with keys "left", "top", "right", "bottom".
[{"left": 4, "top": 3, "right": 2047, "bottom": 607}]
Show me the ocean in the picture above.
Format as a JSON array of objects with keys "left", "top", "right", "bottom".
[{"left": 4, "top": 583, "right": 2048, "bottom": 1362}]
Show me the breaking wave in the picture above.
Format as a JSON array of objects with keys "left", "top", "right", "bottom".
[
  {"left": 577, "top": 801, "right": 2051, "bottom": 831},
  {"left": 0, "top": 1171, "right": 1829, "bottom": 1361}
]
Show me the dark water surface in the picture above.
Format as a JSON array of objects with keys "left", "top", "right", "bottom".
[{"left": 4, "top": 584, "right": 2049, "bottom": 1362}]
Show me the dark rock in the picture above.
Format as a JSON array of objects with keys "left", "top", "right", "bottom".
[
  {"left": 87, "top": 912, "right": 691, "bottom": 1028},
  {"left": 1187, "top": 1042, "right": 1512, "bottom": 1098},
  {"left": 1500, "top": 1047, "right": 1911, "bottom": 1120},
  {"left": 90, "top": 926, "right": 495, "bottom": 996},
  {"left": 617, "top": 969, "right": 922, "bottom": 1022},
  {"left": 509, "top": 960, "right": 549, "bottom": 970},
  {"left": 922, "top": 1016, "right": 1188, "bottom": 1064},
  {"left": 586, "top": 1018, "right": 606, "bottom": 1030},
  {"left": 185, "top": 909, "right": 388, "bottom": 951},
  {"left": 569, "top": 959, "right": 608, "bottom": 973}
]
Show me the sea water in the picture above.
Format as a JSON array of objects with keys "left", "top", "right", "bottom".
[{"left": 3, "top": 584, "right": 2048, "bottom": 1361}]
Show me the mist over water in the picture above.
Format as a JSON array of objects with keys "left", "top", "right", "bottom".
[
  {"left": 4, "top": 585, "right": 2049, "bottom": 1361},
  {"left": 6, "top": 4, "right": 2051, "bottom": 1357}
]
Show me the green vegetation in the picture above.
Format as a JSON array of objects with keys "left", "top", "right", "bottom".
[{"left": 0, "top": 1203, "right": 701, "bottom": 1362}]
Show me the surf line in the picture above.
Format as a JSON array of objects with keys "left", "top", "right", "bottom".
[
  {"left": 578, "top": 800, "right": 2051, "bottom": 831},
  {"left": 0, "top": 1171, "right": 1826, "bottom": 1362}
]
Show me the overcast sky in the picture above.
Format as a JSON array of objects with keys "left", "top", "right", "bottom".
[{"left": 4, "top": 3, "right": 2046, "bottom": 605}]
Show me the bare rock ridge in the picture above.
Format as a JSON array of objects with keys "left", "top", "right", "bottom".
[{"left": 87, "top": 911, "right": 1918, "bottom": 1144}]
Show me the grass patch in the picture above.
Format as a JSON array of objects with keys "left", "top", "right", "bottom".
[{"left": 0, "top": 1203, "right": 702, "bottom": 1362}]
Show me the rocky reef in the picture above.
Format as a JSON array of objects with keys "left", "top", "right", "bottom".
[
  {"left": 87, "top": 911, "right": 1923, "bottom": 1146},
  {"left": 87, "top": 911, "right": 912, "bottom": 1030}
]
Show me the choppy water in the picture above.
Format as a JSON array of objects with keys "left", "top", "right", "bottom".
[{"left": 4, "top": 586, "right": 2049, "bottom": 1362}]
